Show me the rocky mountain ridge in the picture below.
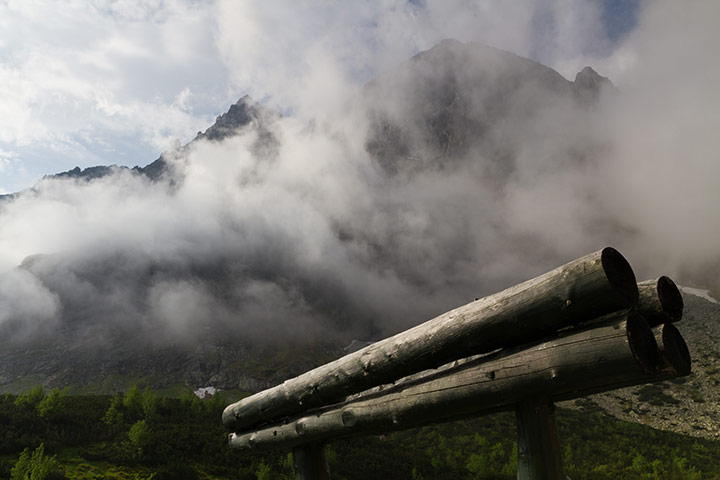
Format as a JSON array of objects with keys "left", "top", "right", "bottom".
[
  {"left": 0, "top": 40, "right": 717, "bottom": 442},
  {"left": 0, "top": 95, "right": 277, "bottom": 202}
]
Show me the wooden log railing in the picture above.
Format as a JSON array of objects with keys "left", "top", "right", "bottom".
[
  {"left": 222, "top": 248, "right": 693, "bottom": 479},
  {"left": 223, "top": 247, "right": 637, "bottom": 432}
]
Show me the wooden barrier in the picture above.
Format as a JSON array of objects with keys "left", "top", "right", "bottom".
[
  {"left": 222, "top": 248, "right": 693, "bottom": 479},
  {"left": 227, "top": 312, "right": 678, "bottom": 451},
  {"left": 223, "top": 248, "right": 637, "bottom": 432}
]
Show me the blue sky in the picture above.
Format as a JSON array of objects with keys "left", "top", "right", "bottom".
[{"left": 0, "top": 0, "right": 652, "bottom": 194}]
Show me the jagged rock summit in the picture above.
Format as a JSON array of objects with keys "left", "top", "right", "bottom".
[
  {"left": 0, "top": 95, "right": 275, "bottom": 198},
  {"left": 363, "top": 39, "right": 614, "bottom": 176},
  {"left": 574, "top": 65, "right": 616, "bottom": 102},
  {"left": 196, "top": 95, "right": 278, "bottom": 142}
]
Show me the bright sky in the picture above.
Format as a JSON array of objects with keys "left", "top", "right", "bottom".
[{"left": 0, "top": 0, "right": 640, "bottom": 193}]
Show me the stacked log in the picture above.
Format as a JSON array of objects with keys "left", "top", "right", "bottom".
[
  {"left": 228, "top": 310, "right": 690, "bottom": 451},
  {"left": 221, "top": 247, "right": 693, "bottom": 478},
  {"left": 223, "top": 247, "right": 638, "bottom": 432}
]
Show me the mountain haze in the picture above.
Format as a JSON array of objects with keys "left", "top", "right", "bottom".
[{"left": 0, "top": 40, "right": 717, "bottom": 440}]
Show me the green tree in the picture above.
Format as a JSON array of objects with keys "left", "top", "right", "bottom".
[
  {"left": 36, "top": 388, "right": 66, "bottom": 422},
  {"left": 103, "top": 394, "right": 124, "bottom": 426},
  {"left": 14, "top": 386, "right": 45, "bottom": 409},
  {"left": 141, "top": 386, "right": 159, "bottom": 420},
  {"left": 10, "top": 443, "right": 63, "bottom": 480},
  {"left": 128, "top": 420, "right": 151, "bottom": 458},
  {"left": 123, "top": 385, "right": 143, "bottom": 420}
]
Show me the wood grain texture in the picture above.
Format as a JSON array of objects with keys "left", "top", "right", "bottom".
[
  {"left": 223, "top": 248, "right": 638, "bottom": 432},
  {"left": 292, "top": 443, "right": 330, "bottom": 480},
  {"left": 228, "top": 312, "right": 658, "bottom": 451},
  {"left": 637, "top": 277, "right": 683, "bottom": 326},
  {"left": 553, "top": 322, "right": 692, "bottom": 401},
  {"left": 516, "top": 397, "right": 565, "bottom": 480}
]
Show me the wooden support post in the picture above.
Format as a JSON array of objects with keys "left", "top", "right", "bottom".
[
  {"left": 516, "top": 396, "right": 565, "bottom": 480},
  {"left": 292, "top": 443, "right": 330, "bottom": 480}
]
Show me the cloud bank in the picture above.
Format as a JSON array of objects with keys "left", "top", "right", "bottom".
[{"left": 0, "top": 1, "right": 718, "bottom": 349}]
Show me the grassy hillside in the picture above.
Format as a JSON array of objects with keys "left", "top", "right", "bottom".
[{"left": 0, "top": 388, "right": 718, "bottom": 479}]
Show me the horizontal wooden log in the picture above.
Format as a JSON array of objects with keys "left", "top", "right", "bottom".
[
  {"left": 553, "top": 322, "right": 692, "bottom": 401},
  {"left": 223, "top": 247, "right": 638, "bottom": 431},
  {"left": 228, "top": 312, "right": 657, "bottom": 451},
  {"left": 637, "top": 277, "right": 683, "bottom": 326}
]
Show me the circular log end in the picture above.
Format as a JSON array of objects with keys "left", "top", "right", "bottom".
[
  {"left": 601, "top": 247, "right": 639, "bottom": 306},
  {"left": 657, "top": 276, "right": 684, "bottom": 321},
  {"left": 221, "top": 407, "right": 237, "bottom": 430},
  {"left": 661, "top": 323, "right": 692, "bottom": 375},
  {"left": 626, "top": 311, "right": 659, "bottom": 374}
]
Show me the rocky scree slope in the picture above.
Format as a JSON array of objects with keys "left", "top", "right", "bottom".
[{"left": 561, "top": 290, "right": 720, "bottom": 440}]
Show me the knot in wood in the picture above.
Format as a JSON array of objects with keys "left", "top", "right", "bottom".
[{"left": 342, "top": 410, "right": 358, "bottom": 427}]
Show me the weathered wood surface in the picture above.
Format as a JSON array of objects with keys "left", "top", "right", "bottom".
[
  {"left": 292, "top": 443, "right": 330, "bottom": 480},
  {"left": 223, "top": 248, "right": 638, "bottom": 432},
  {"left": 228, "top": 312, "right": 659, "bottom": 451},
  {"left": 637, "top": 277, "right": 683, "bottom": 326},
  {"left": 653, "top": 323, "right": 691, "bottom": 375},
  {"left": 516, "top": 397, "right": 565, "bottom": 480},
  {"left": 553, "top": 322, "right": 692, "bottom": 401}
]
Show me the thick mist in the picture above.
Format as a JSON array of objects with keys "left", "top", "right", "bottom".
[{"left": 0, "top": 1, "right": 718, "bottom": 348}]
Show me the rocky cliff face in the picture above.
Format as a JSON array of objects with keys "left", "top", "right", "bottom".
[{"left": 363, "top": 39, "right": 608, "bottom": 176}]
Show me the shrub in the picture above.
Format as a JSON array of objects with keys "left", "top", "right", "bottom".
[{"left": 10, "top": 443, "right": 64, "bottom": 480}]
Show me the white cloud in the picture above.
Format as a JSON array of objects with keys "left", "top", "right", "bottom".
[
  {"left": 3, "top": 0, "right": 719, "bottom": 344},
  {"left": 0, "top": 0, "right": 229, "bottom": 191},
  {"left": 0, "top": 0, "right": 632, "bottom": 193}
]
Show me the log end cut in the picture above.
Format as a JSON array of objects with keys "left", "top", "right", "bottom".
[
  {"left": 660, "top": 323, "right": 692, "bottom": 375},
  {"left": 657, "top": 276, "right": 684, "bottom": 322},
  {"left": 601, "top": 247, "right": 639, "bottom": 306},
  {"left": 626, "top": 312, "right": 659, "bottom": 374}
]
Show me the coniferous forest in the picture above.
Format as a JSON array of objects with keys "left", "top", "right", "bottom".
[{"left": 1, "top": 387, "right": 719, "bottom": 479}]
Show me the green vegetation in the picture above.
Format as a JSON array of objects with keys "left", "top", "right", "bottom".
[
  {"left": 1, "top": 386, "right": 719, "bottom": 479},
  {"left": 10, "top": 443, "right": 63, "bottom": 480}
]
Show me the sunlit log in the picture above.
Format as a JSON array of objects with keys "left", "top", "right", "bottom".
[
  {"left": 228, "top": 312, "right": 662, "bottom": 451},
  {"left": 223, "top": 247, "right": 638, "bottom": 432}
]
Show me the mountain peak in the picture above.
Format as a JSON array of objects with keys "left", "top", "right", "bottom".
[
  {"left": 574, "top": 66, "right": 615, "bottom": 103},
  {"left": 196, "top": 95, "right": 278, "bottom": 142}
]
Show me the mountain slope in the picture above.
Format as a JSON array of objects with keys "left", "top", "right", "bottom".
[{"left": 0, "top": 40, "right": 716, "bottom": 446}]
